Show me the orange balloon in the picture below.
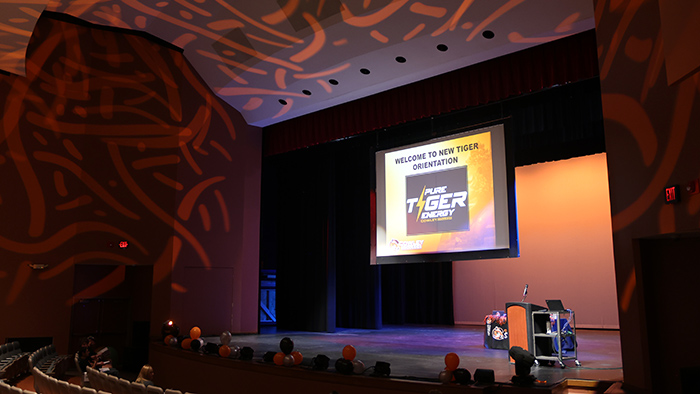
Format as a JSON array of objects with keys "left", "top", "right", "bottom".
[
  {"left": 342, "top": 345, "right": 356, "bottom": 361},
  {"left": 291, "top": 351, "right": 303, "bottom": 365},
  {"left": 190, "top": 326, "right": 201, "bottom": 340},
  {"left": 219, "top": 345, "right": 231, "bottom": 357},
  {"left": 181, "top": 338, "right": 192, "bottom": 350},
  {"left": 273, "top": 352, "right": 285, "bottom": 366},
  {"left": 164, "top": 335, "right": 174, "bottom": 346},
  {"left": 444, "top": 352, "right": 459, "bottom": 371}
]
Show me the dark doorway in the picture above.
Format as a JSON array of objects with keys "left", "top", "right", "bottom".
[
  {"left": 70, "top": 265, "right": 152, "bottom": 373},
  {"left": 639, "top": 234, "right": 700, "bottom": 394}
]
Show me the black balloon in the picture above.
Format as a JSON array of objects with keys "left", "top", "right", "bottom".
[
  {"left": 279, "top": 337, "right": 294, "bottom": 354},
  {"left": 190, "top": 338, "right": 204, "bottom": 351}
]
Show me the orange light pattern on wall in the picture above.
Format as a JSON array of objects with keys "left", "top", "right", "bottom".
[
  {"left": 0, "top": 1, "right": 48, "bottom": 76},
  {"left": 595, "top": 1, "right": 700, "bottom": 389},
  {"left": 0, "top": 16, "right": 248, "bottom": 306},
  {"left": 24, "top": 1, "right": 593, "bottom": 127}
]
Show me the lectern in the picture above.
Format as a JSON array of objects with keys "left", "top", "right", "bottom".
[{"left": 505, "top": 302, "right": 545, "bottom": 362}]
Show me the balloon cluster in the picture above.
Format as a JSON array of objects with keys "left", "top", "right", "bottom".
[
  {"left": 335, "top": 345, "right": 364, "bottom": 375},
  {"left": 174, "top": 326, "right": 202, "bottom": 351},
  {"left": 439, "top": 352, "right": 472, "bottom": 384},
  {"left": 163, "top": 335, "right": 178, "bottom": 347},
  {"left": 218, "top": 331, "right": 241, "bottom": 358},
  {"left": 273, "top": 337, "right": 302, "bottom": 367},
  {"left": 171, "top": 326, "right": 245, "bottom": 359}
]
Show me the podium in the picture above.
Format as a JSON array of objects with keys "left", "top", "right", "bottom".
[{"left": 505, "top": 302, "right": 545, "bottom": 362}]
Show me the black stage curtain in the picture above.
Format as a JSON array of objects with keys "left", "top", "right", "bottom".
[
  {"left": 262, "top": 138, "right": 383, "bottom": 331},
  {"left": 334, "top": 143, "right": 382, "bottom": 329},
  {"left": 262, "top": 150, "right": 336, "bottom": 332},
  {"left": 381, "top": 262, "right": 454, "bottom": 325}
]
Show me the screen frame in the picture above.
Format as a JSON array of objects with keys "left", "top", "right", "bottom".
[{"left": 373, "top": 118, "right": 519, "bottom": 264}]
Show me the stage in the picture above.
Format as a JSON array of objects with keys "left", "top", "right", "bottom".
[{"left": 150, "top": 325, "right": 623, "bottom": 393}]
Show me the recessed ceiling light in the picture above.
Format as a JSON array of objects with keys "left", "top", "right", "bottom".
[
  {"left": 482, "top": 30, "right": 495, "bottom": 39},
  {"left": 329, "top": 79, "right": 339, "bottom": 85},
  {"left": 360, "top": 68, "right": 370, "bottom": 75},
  {"left": 302, "top": 90, "right": 311, "bottom": 95},
  {"left": 395, "top": 56, "right": 406, "bottom": 63},
  {"left": 278, "top": 99, "right": 287, "bottom": 105},
  {"left": 437, "top": 44, "right": 448, "bottom": 52}
]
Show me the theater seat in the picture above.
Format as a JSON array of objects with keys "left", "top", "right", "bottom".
[
  {"left": 88, "top": 368, "right": 103, "bottom": 392},
  {"left": 0, "top": 380, "right": 12, "bottom": 394},
  {"left": 74, "top": 353, "right": 83, "bottom": 376},
  {"left": 58, "top": 378, "right": 72, "bottom": 394},
  {"left": 130, "top": 382, "right": 147, "bottom": 394},
  {"left": 118, "top": 378, "right": 132, "bottom": 394},
  {"left": 104, "top": 374, "right": 120, "bottom": 394},
  {"left": 146, "top": 385, "right": 163, "bottom": 394}
]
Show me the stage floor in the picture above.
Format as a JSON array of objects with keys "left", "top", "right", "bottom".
[{"left": 206, "top": 325, "right": 623, "bottom": 387}]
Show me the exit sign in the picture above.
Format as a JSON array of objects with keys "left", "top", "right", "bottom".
[{"left": 664, "top": 185, "right": 680, "bottom": 204}]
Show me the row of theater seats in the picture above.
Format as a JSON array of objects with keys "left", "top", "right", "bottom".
[
  {"left": 0, "top": 342, "right": 30, "bottom": 380},
  {"left": 28, "top": 346, "right": 71, "bottom": 377},
  {"left": 0, "top": 378, "right": 35, "bottom": 394},
  {"left": 31, "top": 366, "right": 103, "bottom": 394},
  {"left": 86, "top": 367, "right": 194, "bottom": 394}
]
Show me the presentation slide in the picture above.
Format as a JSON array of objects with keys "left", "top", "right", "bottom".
[{"left": 375, "top": 123, "right": 513, "bottom": 263}]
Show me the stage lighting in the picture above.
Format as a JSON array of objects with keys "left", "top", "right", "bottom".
[
  {"left": 474, "top": 368, "right": 495, "bottom": 385},
  {"left": 508, "top": 346, "right": 536, "bottom": 385},
  {"left": 452, "top": 368, "right": 472, "bottom": 384},
  {"left": 372, "top": 361, "right": 391, "bottom": 377},
  {"left": 161, "top": 320, "right": 180, "bottom": 339},
  {"left": 334, "top": 358, "right": 353, "bottom": 375},
  {"left": 204, "top": 342, "right": 220, "bottom": 354},
  {"left": 263, "top": 351, "right": 276, "bottom": 363},
  {"left": 240, "top": 347, "right": 254, "bottom": 360},
  {"left": 311, "top": 354, "right": 330, "bottom": 371}
]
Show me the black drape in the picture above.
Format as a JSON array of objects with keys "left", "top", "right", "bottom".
[
  {"left": 262, "top": 149, "right": 336, "bottom": 332},
  {"left": 381, "top": 262, "right": 454, "bottom": 325}
]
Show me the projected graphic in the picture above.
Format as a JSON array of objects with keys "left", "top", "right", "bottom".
[
  {"left": 405, "top": 167, "right": 470, "bottom": 235},
  {"left": 375, "top": 123, "right": 514, "bottom": 263}
]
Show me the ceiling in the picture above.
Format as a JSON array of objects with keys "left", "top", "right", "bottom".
[{"left": 1, "top": 0, "right": 595, "bottom": 128}]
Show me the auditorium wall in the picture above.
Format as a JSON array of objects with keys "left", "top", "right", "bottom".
[
  {"left": 453, "top": 153, "right": 619, "bottom": 329},
  {"left": 594, "top": 0, "right": 700, "bottom": 392},
  {"left": 0, "top": 15, "right": 261, "bottom": 354}
]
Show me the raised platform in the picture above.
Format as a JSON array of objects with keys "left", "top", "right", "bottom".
[{"left": 148, "top": 325, "right": 622, "bottom": 394}]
